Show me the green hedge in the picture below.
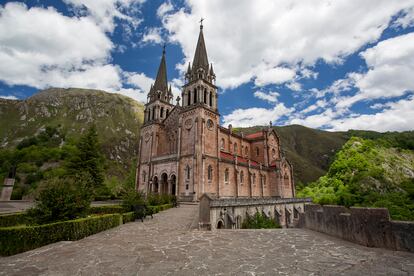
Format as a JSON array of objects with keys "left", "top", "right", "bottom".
[
  {"left": 0, "top": 214, "right": 122, "bottom": 256},
  {"left": 148, "top": 203, "right": 173, "bottom": 214},
  {"left": 89, "top": 205, "right": 127, "bottom": 214},
  {"left": 0, "top": 212, "right": 29, "bottom": 227},
  {"left": 122, "top": 212, "right": 135, "bottom": 224}
]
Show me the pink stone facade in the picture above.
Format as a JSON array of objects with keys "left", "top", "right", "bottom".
[{"left": 136, "top": 25, "right": 295, "bottom": 201}]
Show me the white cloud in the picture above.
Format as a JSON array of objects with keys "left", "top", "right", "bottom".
[
  {"left": 222, "top": 103, "right": 293, "bottom": 127},
  {"left": 161, "top": 0, "right": 414, "bottom": 89},
  {"left": 142, "top": 27, "right": 163, "bottom": 44},
  {"left": 125, "top": 72, "right": 154, "bottom": 92},
  {"left": 63, "top": 0, "right": 144, "bottom": 32},
  {"left": 253, "top": 91, "right": 279, "bottom": 103},
  {"left": 393, "top": 7, "right": 414, "bottom": 28},
  {"left": 0, "top": 95, "right": 18, "bottom": 100},
  {"left": 286, "top": 82, "right": 302, "bottom": 92},
  {"left": 157, "top": 1, "right": 173, "bottom": 18},
  {"left": 329, "top": 96, "right": 414, "bottom": 131},
  {"left": 300, "top": 99, "right": 327, "bottom": 115},
  {"left": 254, "top": 66, "right": 295, "bottom": 87}
]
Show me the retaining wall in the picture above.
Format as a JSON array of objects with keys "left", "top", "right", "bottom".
[{"left": 301, "top": 204, "right": 414, "bottom": 252}]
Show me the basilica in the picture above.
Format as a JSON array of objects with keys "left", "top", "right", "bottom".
[{"left": 136, "top": 23, "right": 295, "bottom": 201}]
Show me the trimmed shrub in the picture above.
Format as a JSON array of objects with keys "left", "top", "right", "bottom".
[
  {"left": 0, "top": 213, "right": 29, "bottom": 227},
  {"left": 148, "top": 203, "right": 173, "bottom": 214},
  {"left": 121, "top": 189, "right": 145, "bottom": 212},
  {"left": 0, "top": 214, "right": 122, "bottom": 256},
  {"left": 122, "top": 212, "right": 135, "bottom": 224},
  {"left": 89, "top": 205, "right": 127, "bottom": 215}
]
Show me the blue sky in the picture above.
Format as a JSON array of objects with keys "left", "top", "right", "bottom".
[{"left": 0, "top": 0, "right": 414, "bottom": 131}]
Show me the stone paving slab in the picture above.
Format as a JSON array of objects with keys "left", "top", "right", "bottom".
[{"left": 0, "top": 204, "right": 413, "bottom": 275}]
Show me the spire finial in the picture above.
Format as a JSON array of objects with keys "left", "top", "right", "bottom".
[
  {"left": 199, "top": 17, "right": 204, "bottom": 29},
  {"left": 162, "top": 43, "right": 166, "bottom": 55}
]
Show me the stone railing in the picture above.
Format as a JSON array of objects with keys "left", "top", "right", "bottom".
[{"left": 301, "top": 204, "right": 414, "bottom": 252}]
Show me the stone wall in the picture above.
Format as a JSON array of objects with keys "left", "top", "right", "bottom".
[
  {"left": 301, "top": 204, "right": 414, "bottom": 252},
  {"left": 0, "top": 178, "right": 15, "bottom": 201},
  {"left": 199, "top": 194, "right": 312, "bottom": 230}
]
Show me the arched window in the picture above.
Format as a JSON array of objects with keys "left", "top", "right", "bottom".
[
  {"left": 193, "top": 88, "right": 197, "bottom": 104},
  {"left": 207, "top": 165, "right": 213, "bottom": 181},
  {"left": 256, "top": 147, "right": 259, "bottom": 156},
  {"left": 209, "top": 92, "right": 212, "bottom": 107},
  {"left": 234, "top": 143, "right": 238, "bottom": 154},
  {"left": 240, "top": 171, "right": 244, "bottom": 184},
  {"left": 152, "top": 108, "right": 155, "bottom": 120},
  {"left": 224, "top": 168, "right": 229, "bottom": 183},
  {"left": 185, "top": 165, "right": 191, "bottom": 180},
  {"left": 204, "top": 89, "right": 207, "bottom": 104},
  {"left": 160, "top": 107, "right": 164, "bottom": 118},
  {"left": 187, "top": 91, "right": 191, "bottom": 106},
  {"left": 220, "top": 138, "right": 225, "bottom": 150}
]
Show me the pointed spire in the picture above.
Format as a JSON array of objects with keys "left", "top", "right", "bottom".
[
  {"left": 192, "top": 19, "right": 209, "bottom": 73},
  {"left": 209, "top": 63, "right": 215, "bottom": 76},
  {"left": 152, "top": 46, "right": 168, "bottom": 94}
]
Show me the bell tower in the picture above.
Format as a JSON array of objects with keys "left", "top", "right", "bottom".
[
  {"left": 181, "top": 21, "right": 218, "bottom": 112},
  {"left": 143, "top": 46, "right": 174, "bottom": 125}
]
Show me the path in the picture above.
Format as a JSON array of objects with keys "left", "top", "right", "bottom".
[{"left": 0, "top": 204, "right": 413, "bottom": 275}]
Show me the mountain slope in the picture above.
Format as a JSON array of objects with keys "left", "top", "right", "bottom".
[{"left": 0, "top": 88, "right": 144, "bottom": 173}]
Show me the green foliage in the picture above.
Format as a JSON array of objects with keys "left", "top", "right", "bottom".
[
  {"left": 27, "top": 174, "right": 93, "bottom": 224},
  {"left": 66, "top": 125, "right": 105, "bottom": 191},
  {"left": 241, "top": 212, "right": 281, "bottom": 229},
  {"left": 0, "top": 213, "right": 29, "bottom": 228},
  {"left": 121, "top": 189, "right": 145, "bottom": 212},
  {"left": 146, "top": 193, "right": 175, "bottom": 206},
  {"left": 122, "top": 212, "right": 136, "bottom": 224},
  {"left": 89, "top": 205, "right": 127, "bottom": 215},
  {"left": 0, "top": 214, "right": 122, "bottom": 256},
  {"left": 297, "top": 137, "right": 414, "bottom": 220}
]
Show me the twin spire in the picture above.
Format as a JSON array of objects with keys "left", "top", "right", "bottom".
[{"left": 148, "top": 20, "right": 214, "bottom": 104}]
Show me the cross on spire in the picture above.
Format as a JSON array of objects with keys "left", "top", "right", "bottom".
[
  {"left": 162, "top": 43, "right": 166, "bottom": 55},
  {"left": 199, "top": 17, "right": 204, "bottom": 29}
]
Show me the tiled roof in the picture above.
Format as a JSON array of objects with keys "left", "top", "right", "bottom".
[
  {"left": 220, "top": 151, "right": 260, "bottom": 166},
  {"left": 245, "top": 131, "right": 264, "bottom": 139}
]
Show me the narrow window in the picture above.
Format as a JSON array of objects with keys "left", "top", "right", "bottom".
[
  {"left": 160, "top": 107, "right": 164, "bottom": 118},
  {"left": 186, "top": 165, "right": 191, "bottom": 180},
  {"left": 256, "top": 147, "right": 259, "bottom": 156},
  {"left": 209, "top": 92, "right": 212, "bottom": 107},
  {"left": 240, "top": 171, "right": 244, "bottom": 184},
  {"left": 204, "top": 89, "right": 207, "bottom": 104},
  {"left": 245, "top": 147, "right": 248, "bottom": 157},
  {"left": 166, "top": 109, "right": 169, "bottom": 117},
  {"left": 224, "top": 168, "right": 229, "bottom": 183},
  {"left": 234, "top": 143, "right": 238, "bottom": 155},
  {"left": 187, "top": 91, "right": 191, "bottom": 106},
  {"left": 193, "top": 88, "right": 197, "bottom": 104},
  {"left": 142, "top": 171, "right": 146, "bottom": 183},
  {"left": 253, "top": 173, "right": 256, "bottom": 185},
  {"left": 208, "top": 165, "right": 213, "bottom": 181},
  {"left": 220, "top": 138, "right": 225, "bottom": 150}
]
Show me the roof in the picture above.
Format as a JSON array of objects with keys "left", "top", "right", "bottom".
[
  {"left": 220, "top": 151, "right": 259, "bottom": 166},
  {"left": 192, "top": 25, "right": 209, "bottom": 73},
  {"left": 245, "top": 131, "right": 264, "bottom": 139},
  {"left": 152, "top": 49, "right": 168, "bottom": 93}
]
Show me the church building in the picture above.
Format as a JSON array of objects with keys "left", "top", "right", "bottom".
[{"left": 136, "top": 23, "right": 295, "bottom": 201}]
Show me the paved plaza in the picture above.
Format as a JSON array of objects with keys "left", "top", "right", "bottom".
[{"left": 0, "top": 204, "right": 413, "bottom": 275}]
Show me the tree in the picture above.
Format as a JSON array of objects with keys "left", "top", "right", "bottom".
[{"left": 66, "top": 125, "right": 104, "bottom": 191}]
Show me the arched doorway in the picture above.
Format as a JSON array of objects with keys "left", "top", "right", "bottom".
[
  {"left": 217, "top": 220, "right": 224, "bottom": 229},
  {"left": 153, "top": 176, "right": 159, "bottom": 194},
  {"left": 170, "top": 174, "right": 176, "bottom": 195},
  {"left": 161, "top": 173, "right": 168, "bottom": 194}
]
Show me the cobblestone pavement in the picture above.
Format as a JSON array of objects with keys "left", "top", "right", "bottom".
[{"left": 1, "top": 204, "right": 413, "bottom": 276}]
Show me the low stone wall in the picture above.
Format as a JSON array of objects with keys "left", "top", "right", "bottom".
[
  {"left": 301, "top": 204, "right": 414, "bottom": 252},
  {"left": 199, "top": 194, "right": 312, "bottom": 230},
  {"left": 0, "top": 178, "right": 15, "bottom": 201}
]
